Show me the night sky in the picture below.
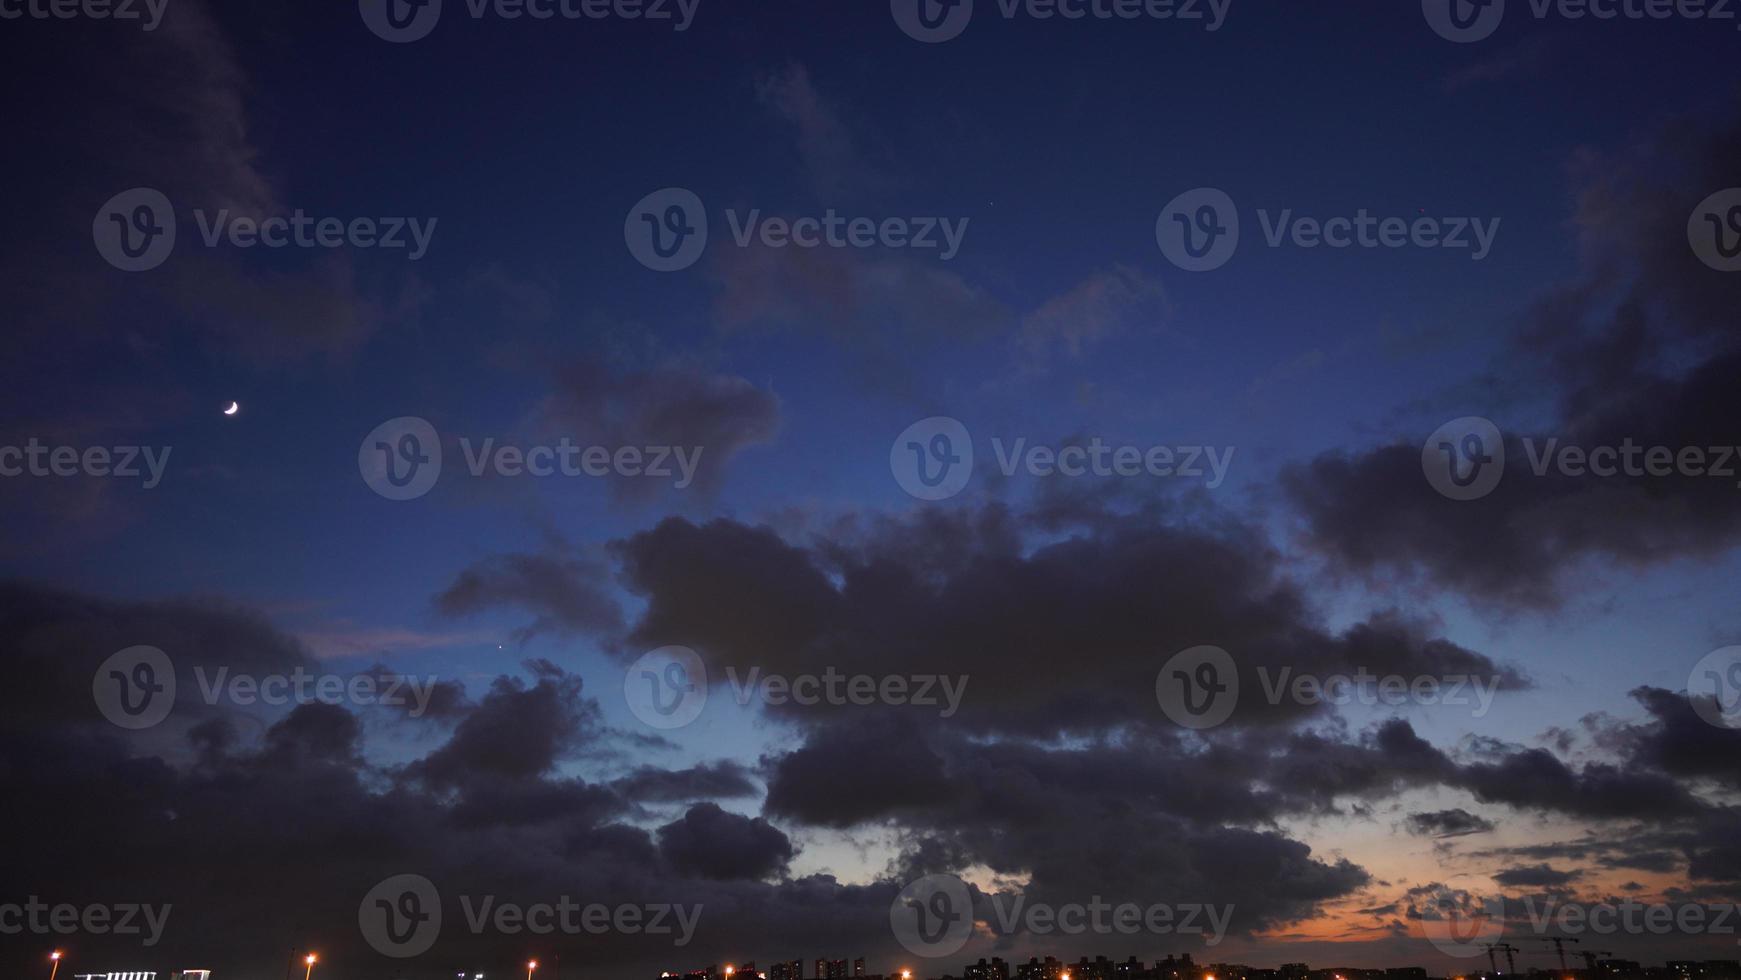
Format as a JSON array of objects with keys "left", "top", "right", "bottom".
[{"left": 4, "top": 1, "right": 1741, "bottom": 978}]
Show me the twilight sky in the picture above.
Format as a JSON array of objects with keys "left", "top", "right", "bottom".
[{"left": 3, "top": 1, "right": 1741, "bottom": 978}]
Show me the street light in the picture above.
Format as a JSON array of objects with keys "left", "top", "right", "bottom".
[
  {"left": 304, "top": 953, "right": 318, "bottom": 980},
  {"left": 49, "top": 951, "right": 63, "bottom": 980}
]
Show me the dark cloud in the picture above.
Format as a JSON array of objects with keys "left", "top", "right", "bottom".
[
  {"left": 1405, "top": 809, "right": 1497, "bottom": 838},
  {"left": 1283, "top": 103, "right": 1741, "bottom": 608},
  {"left": 435, "top": 547, "right": 625, "bottom": 642},
  {"left": 0, "top": 582, "right": 897, "bottom": 977},
  {"left": 1601, "top": 686, "right": 1741, "bottom": 784},
  {"left": 404, "top": 660, "right": 601, "bottom": 789},
  {"left": 1493, "top": 863, "right": 1583, "bottom": 888},
  {"left": 656, "top": 802, "right": 797, "bottom": 880},
  {"left": 611, "top": 761, "right": 762, "bottom": 804},
  {"left": 612, "top": 503, "right": 1527, "bottom": 736},
  {"left": 762, "top": 715, "right": 955, "bottom": 828}
]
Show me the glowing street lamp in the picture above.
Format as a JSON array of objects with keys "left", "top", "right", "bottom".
[
  {"left": 303, "top": 954, "right": 318, "bottom": 980},
  {"left": 49, "top": 951, "right": 64, "bottom": 980}
]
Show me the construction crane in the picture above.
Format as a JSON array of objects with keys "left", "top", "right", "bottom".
[
  {"left": 1539, "top": 938, "right": 1583, "bottom": 975},
  {"left": 1578, "top": 952, "right": 1615, "bottom": 974},
  {"left": 1484, "top": 944, "right": 1522, "bottom": 975}
]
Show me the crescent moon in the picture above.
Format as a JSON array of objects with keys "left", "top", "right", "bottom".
[{"left": 223, "top": 401, "right": 239, "bottom": 416}]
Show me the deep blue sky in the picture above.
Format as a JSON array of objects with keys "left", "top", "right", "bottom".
[{"left": 4, "top": 1, "right": 1741, "bottom": 977}]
